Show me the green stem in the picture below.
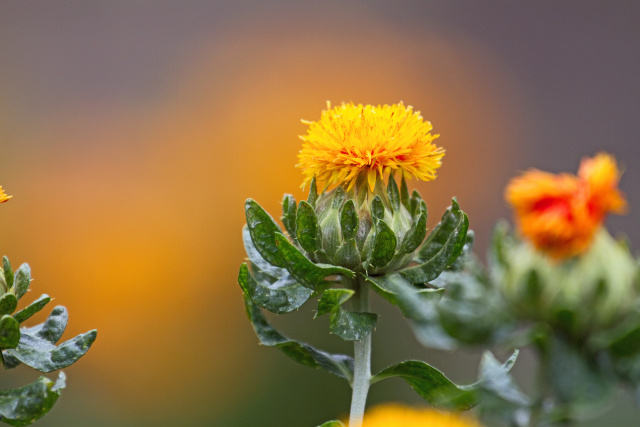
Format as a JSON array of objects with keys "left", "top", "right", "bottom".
[{"left": 348, "top": 279, "right": 371, "bottom": 427}]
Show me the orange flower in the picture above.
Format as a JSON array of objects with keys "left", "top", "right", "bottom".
[
  {"left": 348, "top": 403, "right": 484, "bottom": 427},
  {"left": 505, "top": 153, "right": 626, "bottom": 259},
  {"left": 0, "top": 186, "right": 11, "bottom": 204}
]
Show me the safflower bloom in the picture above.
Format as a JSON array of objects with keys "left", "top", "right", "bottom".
[
  {"left": 350, "top": 404, "right": 484, "bottom": 427},
  {"left": 0, "top": 187, "right": 11, "bottom": 204},
  {"left": 505, "top": 153, "right": 626, "bottom": 259},
  {"left": 298, "top": 102, "right": 444, "bottom": 191}
]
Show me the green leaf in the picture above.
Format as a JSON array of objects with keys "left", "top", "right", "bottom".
[
  {"left": 238, "top": 263, "right": 312, "bottom": 314},
  {"left": 478, "top": 351, "right": 529, "bottom": 406},
  {"left": 369, "top": 220, "right": 397, "bottom": 268},
  {"left": 0, "top": 373, "right": 65, "bottom": 426},
  {"left": 400, "top": 175, "right": 411, "bottom": 211},
  {"left": 308, "top": 176, "right": 318, "bottom": 209},
  {"left": 0, "top": 315, "right": 20, "bottom": 349},
  {"left": 0, "top": 294, "right": 17, "bottom": 316},
  {"left": 274, "top": 233, "right": 354, "bottom": 290},
  {"left": 410, "top": 190, "right": 423, "bottom": 216},
  {"left": 5, "top": 328, "right": 97, "bottom": 373},
  {"left": 330, "top": 309, "right": 377, "bottom": 341},
  {"left": 281, "top": 194, "right": 297, "bottom": 240},
  {"left": 13, "top": 265, "right": 31, "bottom": 301},
  {"left": 242, "top": 226, "right": 285, "bottom": 278},
  {"left": 332, "top": 186, "right": 347, "bottom": 209},
  {"left": 372, "top": 360, "right": 476, "bottom": 410},
  {"left": 387, "top": 174, "right": 401, "bottom": 212},
  {"left": 371, "top": 196, "right": 384, "bottom": 221},
  {"left": 397, "top": 213, "right": 427, "bottom": 256},
  {"left": 316, "top": 289, "right": 354, "bottom": 317},
  {"left": 243, "top": 294, "right": 353, "bottom": 381},
  {"left": 363, "top": 273, "right": 443, "bottom": 318},
  {"left": 245, "top": 199, "right": 285, "bottom": 268},
  {"left": 317, "top": 421, "right": 344, "bottom": 427},
  {"left": 29, "top": 306, "right": 68, "bottom": 344},
  {"left": 340, "top": 200, "right": 358, "bottom": 241},
  {"left": 2, "top": 257, "right": 13, "bottom": 290},
  {"left": 13, "top": 295, "right": 51, "bottom": 324},
  {"left": 296, "top": 201, "right": 321, "bottom": 253},
  {"left": 400, "top": 199, "right": 468, "bottom": 284}
]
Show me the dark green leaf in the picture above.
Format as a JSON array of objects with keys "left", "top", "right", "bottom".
[
  {"left": 371, "top": 196, "right": 384, "bottom": 221},
  {"left": 316, "top": 289, "right": 354, "bottom": 317},
  {"left": 245, "top": 199, "right": 285, "bottom": 268},
  {"left": 0, "top": 315, "right": 20, "bottom": 349},
  {"left": 410, "top": 190, "right": 423, "bottom": 216},
  {"left": 372, "top": 360, "right": 476, "bottom": 410},
  {"left": 0, "top": 294, "right": 17, "bottom": 316},
  {"left": 400, "top": 175, "right": 411, "bottom": 211},
  {"left": 0, "top": 373, "right": 65, "bottom": 426},
  {"left": 243, "top": 294, "right": 353, "bottom": 381},
  {"left": 317, "top": 421, "right": 344, "bottom": 427},
  {"left": 387, "top": 174, "right": 401, "bottom": 212},
  {"left": 2, "top": 257, "right": 13, "bottom": 290},
  {"left": 14, "top": 265, "right": 31, "bottom": 301},
  {"left": 330, "top": 309, "right": 377, "bottom": 341},
  {"left": 369, "top": 221, "right": 396, "bottom": 268},
  {"left": 397, "top": 213, "right": 427, "bottom": 256},
  {"left": 340, "top": 200, "right": 358, "bottom": 241},
  {"left": 6, "top": 329, "right": 97, "bottom": 373},
  {"left": 308, "top": 177, "right": 318, "bottom": 209},
  {"left": 238, "top": 263, "right": 312, "bottom": 314},
  {"left": 296, "top": 201, "right": 321, "bottom": 253},
  {"left": 242, "top": 226, "right": 285, "bottom": 278},
  {"left": 13, "top": 295, "right": 51, "bottom": 324},
  {"left": 400, "top": 199, "right": 468, "bottom": 284},
  {"left": 281, "top": 194, "right": 297, "bottom": 240},
  {"left": 274, "top": 233, "right": 354, "bottom": 290}
]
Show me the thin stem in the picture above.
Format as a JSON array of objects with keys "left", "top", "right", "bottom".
[{"left": 348, "top": 278, "right": 371, "bottom": 427}]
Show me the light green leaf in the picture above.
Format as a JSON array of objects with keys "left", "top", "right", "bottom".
[
  {"left": 0, "top": 315, "right": 20, "bottom": 349},
  {"left": 0, "top": 294, "right": 17, "bottom": 316},
  {"left": 0, "top": 373, "right": 65, "bottom": 426},
  {"left": 397, "top": 213, "right": 427, "bottom": 256},
  {"left": 317, "top": 421, "right": 345, "bottom": 427},
  {"left": 478, "top": 351, "right": 528, "bottom": 406},
  {"left": 14, "top": 265, "right": 31, "bottom": 301},
  {"left": 363, "top": 273, "right": 443, "bottom": 318},
  {"left": 371, "top": 196, "right": 384, "bottom": 221},
  {"left": 369, "top": 220, "right": 396, "bottom": 269},
  {"left": 238, "top": 263, "right": 312, "bottom": 314},
  {"left": 372, "top": 360, "right": 476, "bottom": 410},
  {"left": 245, "top": 199, "right": 285, "bottom": 268},
  {"left": 330, "top": 309, "right": 377, "bottom": 341},
  {"left": 400, "top": 199, "right": 468, "bottom": 284},
  {"left": 296, "top": 200, "right": 321, "bottom": 253},
  {"left": 316, "top": 289, "right": 354, "bottom": 317},
  {"left": 274, "top": 233, "right": 354, "bottom": 290},
  {"left": 387, "top": 174, "right": 401, "bottom": 212},
  {"left": 2, "top": 257, "right": 13, "bottom": 290},
  {"left": 243, "top": 294, "right": 353, "bottom": 381},
  {"left": 400, "top": 175, "right": 411, "bottom": 211},
  {"left": 26, "top": 306, "right": 67, "bottom": 344},
  {"left": 13, "top": 295, "right": 51, "bottom": 324}
]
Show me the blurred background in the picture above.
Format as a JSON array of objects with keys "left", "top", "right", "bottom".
[{"left": 1, "top": 1, "right": 639, "bottom": 426}]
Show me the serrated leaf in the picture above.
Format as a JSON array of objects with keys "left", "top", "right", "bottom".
[
  {"left": 370, "top": 220, "right": 396, "bottom": 268},
  {"left": 296, "top": 201, "right": 321, "bottom": 253},
  {"left": 400, "top": 175, "right": 411, "bottom": 210},
  {"left": 0, "top": 315, "right": 20, "bottom": 349},
  {"left": 243, "top": 294, "right": 353, "bottom": 381},
  {"left": 387, "top": 174, "right": 401, "bottom": 212},
  {"left": 2, "top": 257, "right": 13, "bottom": 290},
  {"left": 371, "top": 196, "right": 384, "bottom": 221},
  {"left": 281, "top": 194, "right": 297, "bottom": 240},
  {"left": 397, "top": 213, "right": 427, "bottom": 256},
  {"left": 317, "top": 421, "right": 344, "bottom": 427},
  {"left": 400, "top": 199, "right": 468, "bottom": 284},
  {"left": 0, "top": 374, "right": 64, "bottom": 426},
  {"left": 274, "top": 233, "right": 354, "bottom": 290},
  {"left": 6, "top": 329, "right": 97, "bottom": 373},
  {"left": 340, "top": 200, "right": 358, "bottom": 241},
  {"left": 238, "top": 263, "right": 312, "bottom": 314},
  {"left": 245, "top": 199, "right": 285, "bottom": 268},
  {"left": 316, "top": 289, "right": 354, "bottom": 317},
  {"left": 13, "top": 265, "right": 31, "bottom": 301},
  {"left": 371, "top": 360, "right": 476, "bottom": 410},
  {"left": 330, "top": 309, "right": 377, "bottom": 341},
  {"left": 0, "top": 294, "right": 17, "bottom": 316},
  {"left": 13, "top": 295, "right": 51, "bottom": 324}
]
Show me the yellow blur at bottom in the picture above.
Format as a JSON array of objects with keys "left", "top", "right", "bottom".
[{"left": 353, "top": 404, "right": 484, "bottom": 427}]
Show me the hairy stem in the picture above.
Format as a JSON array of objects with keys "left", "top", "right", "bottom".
[{"left": 348, "top": 278, "right": 371, "bottom": 427}]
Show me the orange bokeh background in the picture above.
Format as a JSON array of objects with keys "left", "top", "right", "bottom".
[{"left": 1, "top": 2, "right": 639, "bottom": 426}]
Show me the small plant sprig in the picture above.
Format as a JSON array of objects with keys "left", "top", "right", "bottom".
[
  {"left": 238, "top": 102, "right": 517, "bottom": 427},
  {"left": 408, "top": 153, "right": 640, "bottom": 426},
  {"left": 0, "top": 187, "right": 97, "bottom": 426}
]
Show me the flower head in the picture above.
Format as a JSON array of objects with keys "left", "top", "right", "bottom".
[
  {"left": 0, "top": 187, "right": 11, "bottom": 204},
  {"left": 505, "top": 153, "right": 626, "bottom": 259},
  {"left": 298, "top": 102, "right": 444, "bottom": 191},
  {"left": 350, "top": 404, "right": 484, "bottom": 427}
]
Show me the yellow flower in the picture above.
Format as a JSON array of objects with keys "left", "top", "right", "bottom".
[
  {"left": 0, "top": 187, "right": 11, "bottom": 204},
  {"left": 298, "top": 102, "right": 444, "bottom": 191},
  {"left": 505, "top": 153, "right": 626, "bottom": 259},
  {"left": 350, "top": 404, "right": 484, "bottom": 427}
]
